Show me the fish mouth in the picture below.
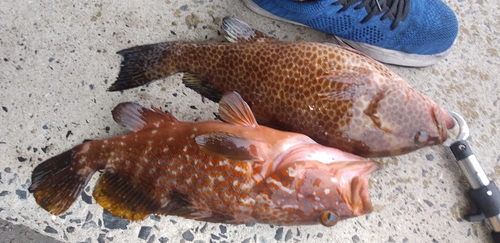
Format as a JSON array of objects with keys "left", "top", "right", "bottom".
[
  {"left": 349, "top": 176, "right": 374, "bottom": 216},
  {"left": 441, "top": 108, "right": 456, "bottom": 130},
  {"left": 432, "top": 105, "right": 455, "bottom": 144},
  {"left": 343, "top": 161, "right": 378, "bottom": 216}
]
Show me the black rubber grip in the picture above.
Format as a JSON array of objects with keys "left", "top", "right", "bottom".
[
  {"left": 450, "top": 140, "right": 474, "bottom": 161},
  {"left": 469, "top": 182, "right": 500, "bottom": 218},
  {"left": 491, "top": 231, "right": 500, "bottom": 243}
]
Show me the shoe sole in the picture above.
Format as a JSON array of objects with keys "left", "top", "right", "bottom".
[{"left": 241, "top": 0, "right": 452, "bottom": 67}]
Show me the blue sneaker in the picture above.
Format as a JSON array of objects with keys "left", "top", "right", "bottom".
[{"left": 241, "top": 0, "right": 458, "bottom": 67}]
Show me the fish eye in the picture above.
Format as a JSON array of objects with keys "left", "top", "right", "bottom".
[
  {"left": 319, "top": 210, "right": 339, "bottom": 227},
  {"left": 414, "top": 131, "right": 428, "bottom": 144}
]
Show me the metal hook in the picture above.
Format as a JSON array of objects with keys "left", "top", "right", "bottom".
[{"left": 443, "top": 111, "right": 469, "bottom": 146}]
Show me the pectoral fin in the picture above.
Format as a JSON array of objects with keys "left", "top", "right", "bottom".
[
  {"left": 195, "top": 132, "right": 265, "bottom": 162},
  {"left": 317, "top": 68, "right": 379, "bottom": 100}
]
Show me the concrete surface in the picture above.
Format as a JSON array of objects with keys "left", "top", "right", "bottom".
[
  {"left": 0, "top": 0, "right": 498, "bottom": 242},
  {"left": 0, "top": 218, "right": 63, "bottom": 243}
]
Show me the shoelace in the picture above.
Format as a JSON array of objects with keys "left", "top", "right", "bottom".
[{"left": 333, "top": 0, "right": 409, "bottom": 29}]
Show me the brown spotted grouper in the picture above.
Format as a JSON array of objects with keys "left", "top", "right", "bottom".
[{"left": 108, "top": 17, "right": 454, "bottom": 157}]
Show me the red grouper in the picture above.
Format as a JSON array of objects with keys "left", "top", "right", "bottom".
[
  {"left": 29, "top": 92, "right": 379, "bottom": 226},
  {"left": 108, "top": 17, "right": 455, "bottom": 157}
]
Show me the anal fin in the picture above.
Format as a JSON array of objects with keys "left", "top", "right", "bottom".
[
  {"left": 93, "top": 171, "right": 163, "bottom": 221},
  {"left": 182, "top": 73, "right": 223, "bottom": 103}
]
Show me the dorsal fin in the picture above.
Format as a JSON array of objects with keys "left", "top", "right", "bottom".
[
  {"left": 219, "top": 92, "right": 258, "bottom": 127},
  {"left": 221, "top": 17, "right": 278, "bottom": 43},
  {"left": 112, "top": 102, "right": 178, "bottom": 132}
]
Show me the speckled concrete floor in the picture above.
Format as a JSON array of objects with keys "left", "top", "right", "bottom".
[{"left": 1, "top": 0, "right": 499, "bottom": 242}]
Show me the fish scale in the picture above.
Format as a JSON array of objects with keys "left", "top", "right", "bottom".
[
  {"left": 29, "top": 92, "right": 378, "bottom": 226},
  {"left": 109, "top": 17, "right": 454, "bottom": 157}
]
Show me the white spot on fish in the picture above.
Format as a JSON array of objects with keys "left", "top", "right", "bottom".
[
  {"left": 168, "top": 137, "right": 174, "bottom": 141},
  {"left": 151, "top": 129, "right": 158, "bottom": 134},
  {"left": 219, "top": 160, "right": 229, "bottom": 166},
  {"left": 107, "top": 163, "right": 116, "bottom": 171},
  {"left": 183, "top": 146, "right": 187, "bottom": 152},
  {"left": 324, "top": 188, "right": 330, "bottom": 195},
  {"left": 234, "top": 166, "right": 246, "bottom": 173},
  {"left": 120, "top": 142, "right": 126, "bottom": 146},
  {"left": 77, "top": 143, "right": 91, "bottom": 155},
  {"left": 282, "top": 204, "right": 299, "bottom": 209},
  {"left": 135, "top": 166, "right": 143, "bottom": 177},
  {"left": 156, "top": 176, "right": 167, "bottom": 187},
  {"left": 77, "top": 166, "right": 92, "bottom": 176},
  {"left": 103, "top": 139, "right": 109, "bottom": 144},
  {"left": 239, "top": 182, "right": 253, "bottom": 190},
  {"left": 149, "top": 167, "right": 156, "bottom": 174},
  {"left": 193, "top": 128, "right": 198, "bottom": 132},
  {"left": 330, "top": 177, "right": 338, "bottom": 184},
  {"left": 240, "top": 197, "right": 255, "bottom": 205},
  {"left": 266, "top": 177, "right": 295, "bottom": 195},
  {"left": 163, "top": 148, "right": 169, "bottom": 153},
  {"left": 159, "top": 197, "right": 168, "bottom": 207}
]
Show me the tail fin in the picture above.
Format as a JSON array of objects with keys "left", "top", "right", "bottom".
[
  {"left": 109, "top": 42, "right": 174, "bottom": 91},
  {"left": 29, "top": 145, "right": 98, "bottom": 215}
]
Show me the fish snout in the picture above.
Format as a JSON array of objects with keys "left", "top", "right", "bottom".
[
  {"left": 433, "top": 105, "right": 456, "bottom": 143},
  {"left": 337, "top": 161, "right": 378, "bottom": 216},
  {"left": 415, "top": 104, "right": 455, "bottom": 147},
  {"left": 439, "top": 107, "right": 456, "bottom": 130}
]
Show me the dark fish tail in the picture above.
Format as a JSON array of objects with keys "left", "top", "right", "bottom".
[
  {"left": 109, "top": 42, "right": 176, "bottom": 91},
  {"left": 29, "top": 143, "right": 103, "bottom": 215}
]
